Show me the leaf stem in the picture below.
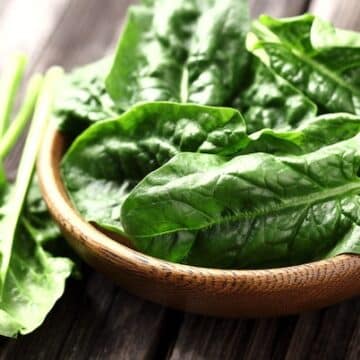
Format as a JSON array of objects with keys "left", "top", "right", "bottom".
[
  {"left": 0, "top": 55, "right": 27, "bottom": 139},
  {"left": 0, "top": 67, "right": 64, "bottom": 292},
  {"left": 0, "top": 74, "right": 43, "bottom": 160},
  {"left": 180, "top": 67, "right": 189, "bottom": 103}
]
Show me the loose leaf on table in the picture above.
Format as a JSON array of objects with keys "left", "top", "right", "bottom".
[
  {"left": 0, "top": 207, "right": 73, "bottom": 337},
  {"left": 0, "top": 68, "right": 63, "bottom": 289},
  {"left": 0, "top": 67, "right": 74, "bottom": 337},
  {"left": 250, "top": 14, "right": 360, "bottom": 115},
  {"left": 121, "top": 135, "right": 360, "bottom": 268},
  {"left": 61, "top": 102, "right": 248, "bottom": 234}
]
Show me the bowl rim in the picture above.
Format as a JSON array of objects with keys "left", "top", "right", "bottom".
[{"left": 38, "top": 125, "right": 359, "bottom": 282}]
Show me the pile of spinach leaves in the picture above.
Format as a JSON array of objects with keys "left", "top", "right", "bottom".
[{"left": 58, "top": 0, "right": 360, "bottom": 269}]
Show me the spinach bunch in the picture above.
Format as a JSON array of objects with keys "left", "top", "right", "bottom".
[
  {"left": 59, "top": 0, "right": 360, "bottom": 269},
  {"left": 0, "top": 58, "right": 73, "bottom": 337}
]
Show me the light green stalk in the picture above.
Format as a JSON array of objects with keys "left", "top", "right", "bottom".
[
  {"left": 0, "top": 67, "right": 64, "bottom": 292},
  {"left": 0, "top": 74, "right": 43, "bottom": 160},
  {"left": 0, "top": 55, "right": 27, "bottom": 139}
]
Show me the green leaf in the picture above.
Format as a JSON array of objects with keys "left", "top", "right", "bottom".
[
  {"left": 106, "top": 0, "right": 250, "bottom": 108},
  {"left": 0, "top": 68, "right": 63, "bottom": 291},
  {"left": 325, "top": 224, "right": 360, "bottom": 258},
  {"left": 311, "top": 17, "right": 360, "bottom": 49},
  {"left": 247, "top": 113, "right": 360, "bottom": 155},
  {"left": 56, "top": 58, "right": 118, "bottom": 137},
  {"left": 254, "top": 41, "right": 360, "bottom": 114},
  {"left": 251, "top": 15, "right": 360, "bottom": 115},
  {"left": 310, "top": 18, "right": 360, "bottom": 74},
  {"left": 256, "top": 14, "right": 315, "bottom": 53},
  {"left": 0, "top": 54, "right": 27, "bottom": 138},
  {"left": 0, "top": 74, "right": 43, "bottom": 159},
  {"left": 61, "top": 102, "right": 247, "bottom": 234},
  {"left": 0, "top": 221, "right": 73, "bottom": 337},
  {"left": 0, "top": 176, "right": 74, "bottom": 337},
  {"left": 61, "top": 2, "right": 315, "bottom": 137},
  {"left": 0, "top": 177, "right": 74, "bottom": 337},
  {"left": 233, "top": 56, "right": 317, "bottom": 133},
  {"left": 0, "top": 66, "right": 74, "bottom": 337},
  {"left": 121, "top": 135, "right": 360, "bottom": 268},
  {"left": 62, "top": 105, "right": 360, "bottom": 242}
]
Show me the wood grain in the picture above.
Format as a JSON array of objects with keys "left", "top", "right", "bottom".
[
  {"left": 0, "top": 0, "right": 359, "bottom": 359},
  {"left": 0, "top": 0, "right": 172, "bottom": 359},
  {"left": 169, "top": 316, "right": 254, "bottom": 360},
  {"left": 250, "top": 0, "right": 309, "bottom": 17},
  {"left": 0, "top": 0, "right": 71, "bottom": 69},
  {"left": 346, "top": 314, "right": 360, "bottom": 360},
  {"left": 310, "top": 0, "right": 360, "bottom": 30}
]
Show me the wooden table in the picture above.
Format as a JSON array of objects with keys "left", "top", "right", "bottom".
[{"left": 0, "top": 0, "right": 359, "bottom": 359}]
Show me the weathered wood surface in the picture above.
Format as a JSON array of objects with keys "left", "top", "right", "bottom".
[{"left": 0, "top": 0, "right": 359, "bottom": 359}]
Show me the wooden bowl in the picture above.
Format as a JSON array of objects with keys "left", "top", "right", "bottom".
[{"left": 37, "top": 126, "right": 360, "bottom": 317}]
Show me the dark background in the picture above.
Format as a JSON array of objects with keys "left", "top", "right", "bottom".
[{"left": 0, "top": 0, "right": 359, "bottom": 359}]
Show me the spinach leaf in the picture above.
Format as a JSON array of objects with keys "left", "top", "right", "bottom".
[
  {"left": 56, "top": 58, "right": 119, "bottom": 137},
  {"left": 59, "top": 1, "right": 315, "bottom": 136},
  {"left": 0, "top": 69, "right": 64, "bottom": 288},
  {"left": 61, "top": 102, "right": 248, "bottom": 234},
  {"left": 251, "top": 15, "right": 360, "bottom": 115},
  {"left": 247, "top": 113, "right": 360, "bottom": 155},
  {"left": 62, "top": 103, "right": 360, "bottom": 243},
  {"left": 0, "top": 202, "right": 73, "bottom": 337},
  {"left": 233, "top": 56, "right": 317, "bottom": 133},
  {"left": 104, "top": 0, "right": 315, "bottom": 133},
  {"left": 0, "top": 66, "right": 74, "bottom": 337},
  {"left": 106, "top": 0, "right": 250, "bottom": 108},
  {"left": 121, "top": 135, "right": 360, "bottom": 268}
]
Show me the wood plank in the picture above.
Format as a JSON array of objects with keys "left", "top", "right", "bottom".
[
  {"left": 1, "top": 0, "right": 72, "bottom": 179},
  {"left": 309, "top": 0, "right": 360, "bottom": 30},
  {"left": 0, "top": 277, "right": 91, "bottom": 360},
  {"left": 244, "top": 317, "right": 299, "bottom": 360},
  {"left": 286, "top": 299, "right": 359, "bottom": 360},
  {"left": 0, "top": 0, "right": 10, "bottom": 18},
  {"left": 169, "top": 315, "right": 299, "bottom": 360},
  {"left": 0, "top": 272, "right": 168, "bottom": 360},
  {"left": 346, "top": 316, "right": 360, "bottom": 360},
  {"left": 250, "top": 0, "right": 309, "bottom": 18},
  {"left": 31, "top": 0, "right": 135, "bottom": 71},
  {"left": 0, "top": 0, "right": 72, "bottom": 69},
  {"left": 169, "top": 316, "right": 254, "bottom": 360},
  {"left": 168, "top": 0, "right": 360, "bottom": 357},
  {"left": 285, "top": 2, "right": 360, "bottom": 358},
  {"left": 0, "top": 0, "right": 173, "bottom": 358},
  {"left": 4, "top": 0, "right": 135, "bottom": 180},
  {"left": 284, "top": 313, "right": 321, "bottom": 360},
  {"left": 0, "top": 0, "right": 359, "bottom": 359},
  {"left": 57, "top": 275, "right": 165, "bottom": 360},
  {"left": 168, "top": 3, "right": 307, "bottom": 359}
]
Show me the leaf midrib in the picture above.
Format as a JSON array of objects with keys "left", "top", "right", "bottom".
[
  {"left": 292, "top": 48, "right": 360, "bottom": 98},
  {"left": 136, "top": 180, "right": 360, "bottom": 237}
]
